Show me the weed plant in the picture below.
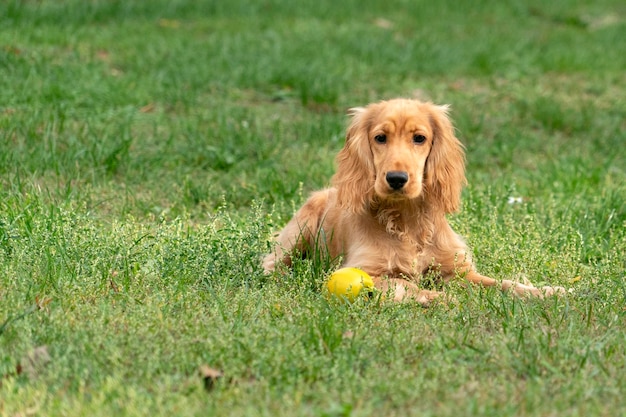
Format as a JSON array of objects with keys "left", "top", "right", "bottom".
[{"left": 1, "top": 0, "right": 625, "bottom": 416}]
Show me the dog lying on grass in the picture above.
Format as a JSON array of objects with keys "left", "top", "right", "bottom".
[{"left": 263, "top": 98, "right": 565, "bottom": 305}]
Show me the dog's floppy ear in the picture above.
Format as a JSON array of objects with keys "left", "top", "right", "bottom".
[
  {"left": 332, "top": 106, "right": 375, "bottom": 213},
  {"left": 424, "top": 104, "right": 467, "bottom": 213}
]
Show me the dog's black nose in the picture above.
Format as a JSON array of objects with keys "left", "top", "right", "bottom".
[{"left": 386, "top": 171, "right": 409, "bottom": 190}]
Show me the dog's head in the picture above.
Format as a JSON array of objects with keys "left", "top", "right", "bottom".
[{"left": 332, "top": 98, "right": 466, "bottom": 213}]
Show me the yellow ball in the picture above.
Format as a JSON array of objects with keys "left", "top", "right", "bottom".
[{"left": 325, "top": 267, "right": 374, "bottom": 302}]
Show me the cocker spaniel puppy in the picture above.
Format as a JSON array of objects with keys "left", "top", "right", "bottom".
[{"left": 263, "top": 98, "right": 565, "bottom": 305}]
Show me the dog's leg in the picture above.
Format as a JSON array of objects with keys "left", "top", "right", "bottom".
[
  {"left": 262, "top": 218, "right": 301, "bottom": 273},
  {"left": 463, "top": 270, "right": 566, "bottom": 297},
  {"left": 263, "top": 190, "right": 330, "bottom": 274},
  {"left": 372, "top": 276, "right": 444, "bottom": 306}
]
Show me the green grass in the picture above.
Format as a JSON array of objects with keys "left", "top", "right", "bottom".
[{"left": 1, "top": 0, "right": 625, "bottom": 415}]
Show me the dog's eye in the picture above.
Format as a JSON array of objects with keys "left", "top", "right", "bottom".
[
  {"left": 413, "top": 134, "right": 427, "bottom": 144},
  {"left": 374, "top": 134, "right": 387, "bottom": 144}
]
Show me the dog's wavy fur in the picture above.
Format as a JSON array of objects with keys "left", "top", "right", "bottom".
[{"left": 263, "top": 98, "right": 564, "bottom": 305}]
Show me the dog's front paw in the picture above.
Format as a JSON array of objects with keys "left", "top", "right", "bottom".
[{"left": 415, "top": 290, "right": 457, "bottom": 307}]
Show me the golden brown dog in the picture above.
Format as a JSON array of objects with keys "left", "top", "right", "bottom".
[{"left": 263, "top": 98, "right": 565, "bottom": 305}]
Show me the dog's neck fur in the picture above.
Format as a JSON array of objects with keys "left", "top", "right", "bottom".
[{"left": 367, "top": 196, "right": 434, "bottom": 247}]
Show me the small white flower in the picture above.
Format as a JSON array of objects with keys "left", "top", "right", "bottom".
[{"left": 507, "top": 196, "right": 524, "bottom": 205}]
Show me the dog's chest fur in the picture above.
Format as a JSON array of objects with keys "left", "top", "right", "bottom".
[{"left": 340, "top": 204, "right": 436, "bottom": 278}]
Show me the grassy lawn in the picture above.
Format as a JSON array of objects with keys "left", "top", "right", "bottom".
[{"left": 1, "top": 0, "right": 625, "bottom": 415}]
